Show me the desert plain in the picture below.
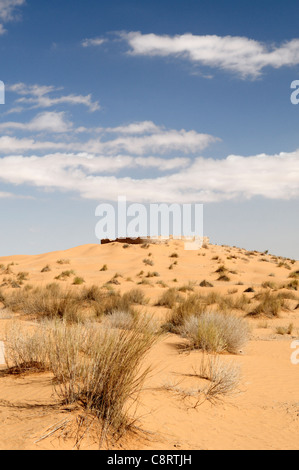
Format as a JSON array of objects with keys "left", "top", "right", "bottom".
[{"left": 0, "top": 238, "right": 298, "bottom": 450}]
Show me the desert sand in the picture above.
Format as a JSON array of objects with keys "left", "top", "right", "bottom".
[{"left": 0, "top": 239, "right": 298, "bottom": 450}]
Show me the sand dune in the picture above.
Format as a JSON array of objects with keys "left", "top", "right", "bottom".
[{"left": 0, "top": 240, "right": 298, "bottom": 450}]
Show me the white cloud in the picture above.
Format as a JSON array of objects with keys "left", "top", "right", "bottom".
[
  {"left": 81, "top": 37, "right": 106, "bottom": 47},
  {"left": 0, "top": 190, "right": 16, "bottom": 198},
  {"left": 8, "top": 82, "right": 100, "bottom": 112},
  {"left": 0, "top": 136, "right": 69, "bottom": 152},
  {"left": 105, "top": 121, "right": 162, "bottom": 134},
  {"left": 0, "top": 111, "right": 73, "bottom": 133},
  {"left": 122, "top": 32, "right": 299, "bottom": 78},
  {"left": 0, "top": 150, "right": 298, "bottom": 203},
  {"left": 134, "top": 156, "right": 190, "bottom": 171},
  {"left": 0, "top": 117, "right": 218, "bottom": 155},
  {"left": 0, "top": 0, "right": 26, "bottom": 34},
  {"left": 0, "top": 0, "right": 25, "bottom": 21},
  {"left": 85, "top": 129, "right": 218, "bottom": 155}
]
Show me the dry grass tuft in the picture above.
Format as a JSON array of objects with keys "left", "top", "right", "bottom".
[
  {"left": 248, "top": 291, "right": 288, "bottom": 318},
  {"left": 275, "top": 323, "right": 294, "bottom": 336},
  {"left": 197, "top": 355, "right": 241, "bottom": 403},
  {"left": 155, "top": 288, "right": 183, "bottom": 309},
  {"left": 179, "top": 311, "right": 250, "bottom": 354},
  {"left": 4, "top": 317, "right": 159, "bottom": 444},
  {"left": 163, "top": 354, "right": 241, "bottom": 407}
]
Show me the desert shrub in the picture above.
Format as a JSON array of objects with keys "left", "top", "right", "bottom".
[
  {"left": 289, "top": 270, "right": 299, "bottom": 279},
  {"left": 146, "top": 271, "right": 160, "bottom": 278},
  {"left": 101, "top": 311, "right": 137, "bottom": 330},
  {"left": 248, "top": 291, "right": 287, "bottom": 318},
  {"left": 277, "top": 262, "right": 291, "bottom": 270},
  {"left": 100, "top": 265, "right": 108, "bottom": 272},
  {"left": 57, "top": 259, "right": 70, "bottom": 265},
  {"left": 232, "top": 294, "right": 251, "bottom": 311},
  {"left": 4, "top": 322, "right": 50, "bottom": 373},
  {"left": 137, "top": 278, "right": 152, "bottom": 286},
  {"left": 143, "top": 259, "right": 154, "bottom": 267},
  {"left": 73, "top": 277, "right": 85, "bottom": 285},
  {"left": 276, "top": 323, "right": 294, "bottom": 335},
  {"left": 101, "top": 310, "right": 158, "bottom": 334},
  {"left": 141, "top": 243, "right": 150, "bottom": 249},
  {"left": 17, "top": 272, "right": 29, "bottom": 282},
  {"left": 285, "top": 280, "right": 298, "bottom": 291},
  {"left": 204, "top": 292, "right": 228, "bottom": 308},
  {"left": 203, "top": 292, "right": 248, "bottom": 312},
  {"left": 122, "top": 288, "right": 148, "bottom": 305},
  {"left": 215, "top": 265, "right": 227, "bottom": 274},
  {"left": 156, "top": 280, "right": 168, "bottom": 288},
  {"left": 155, "top": 288, "right": 183, "bottom": 309},
  {"left": 228, "top": 288, "right": 238, "bottom": 295},
  {"left": 55, "top": 270, "right": 76, "bottom": 280},
  {"left": 0, "top": 288, "right": 5, "bottom": 303},
  {"left": 261, "top": 281, "right": 277, "bottom": 290},
  {"left": 179, "top": 311, "right": 250, "bottom": 354},
  {"left": 277, "top": 291, "right": 298, "bottom": 300},
  {"left": 93, "top": 290, "right": 136, "bottom": 318},
  {"left": 49, "top": 320, "right": 158, "bottom": 441},
  {"left": 197, "top": 355, "right": 241, "bottom": 403},
  {"left": 166, "top": 294, "right": 205, "bottom": 331},
  {"left": 79, "top": 285, "right": 102, "bottom": 303},
  {"left": 178, "top": 281, "right": 196, "bottom": 293},
  {"left": 217, "top": 274, "right": 231, "bottom": 282},
  {"left": 41, "top": 265, "right": 51, "bottom": 273},
  {"left": 200, "top": 280, "right": 214, "bottom": 288},
  {"left": 5, "top": 318, "right": 159, "bottom": 442},
  {"left": 163, "top": 354, "right": 241, "bottom": 405},
  {"left": 3, "top": 285, "right": 81, "bottom": 322}
]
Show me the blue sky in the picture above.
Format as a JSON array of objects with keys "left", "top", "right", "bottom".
[{"left": 0, "top": 0, "right": 299, "bottom": 258}]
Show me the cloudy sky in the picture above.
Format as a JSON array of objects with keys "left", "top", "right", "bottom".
[{"left": 0, "top": 0, "right": 299, "bottom": 257}]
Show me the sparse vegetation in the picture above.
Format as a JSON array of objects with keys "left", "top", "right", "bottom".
[
  {"left": 197, "top": 355, "right": 241, "bottom": 403},
  {"left": 289, "top": 270, "right": 299, "bottom": 279},
  {"left": 55, "top": 270, "right": 76, "bottom": 281},
  {"left": 248, "top": 291, "right": 288, "bottom": 318},
  {"left": 122, "top": 288, "right": 148, "bottom": 305},
  {"left": 143, "top": 259, "right": 154, "bottom": 267},
  {"left": 73, "top": 276, "right": 85, "bottom": 285},
  {"left": 217, "top": 274, "right": 231, "bottom": 282},
  {"left": 41, "top": 265, "right": 51, "bottom": 273},
  {"left": 276, "top": 323, "right": 294, "bottom": 336},
  {"left": 56, "top": 259, "right": 70, "bottom": 265},
  {"left": 178, "top": 281, "right": 196, "bottom": 293},
  {"left": 165, "top": 294, "right": 205, "bottom": 331},
  {"left": 179, "top": 311, "right": 250, "bottom": 354},
  {"left": 200, "top": 280, "right": 214, "bottom": 288},
  {"left": 156, "top": 288, "right": 183, "bottom": 309},
  {"left": 4, "top": 318, "right": 159, "bottom": 443}
]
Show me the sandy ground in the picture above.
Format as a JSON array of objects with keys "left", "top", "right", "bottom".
[{"left": 0, "top": 240, "right": 298, "bottom": 450}]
